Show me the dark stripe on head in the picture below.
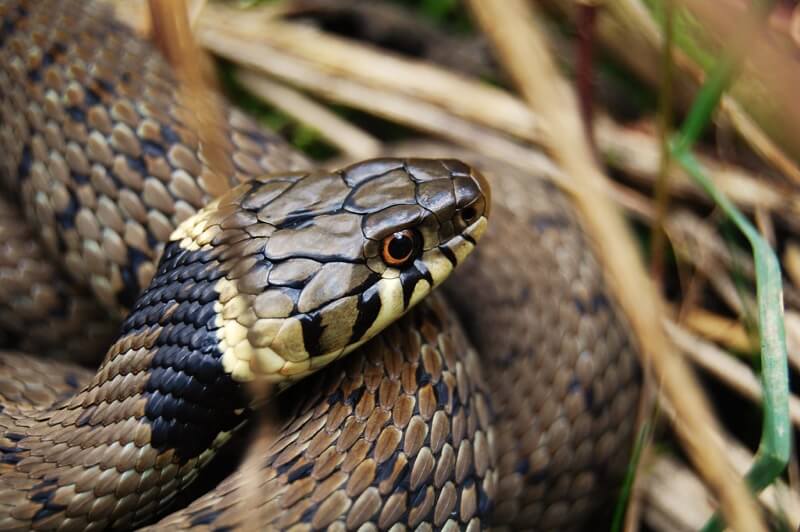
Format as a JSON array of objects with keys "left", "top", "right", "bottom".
[
  {"left": 399, "top": 265, "right": 427, "bottom": 310},
  {"left": 299, "top": 312, "right": 324, "bottom": 358},
  {"left": 349, "top": 284, "right": 381, "bottom": 344},
  {"left": 344, "top": 271, "right": 382, "bottom": 299},
  {"left": 439, "top": 245, "right": 458, "bottom": 267},
  {"left": 414, "top": 259, "right": 434, "bottom": 286}
]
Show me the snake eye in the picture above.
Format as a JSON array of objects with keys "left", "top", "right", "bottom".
[{"left": 381, "top": 229, "right": 420, "bottom": 267}]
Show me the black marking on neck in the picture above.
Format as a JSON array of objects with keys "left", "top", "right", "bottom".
[
  {"left": 126, "top": 154, "right": 147, "bottom": 177},
  {"left": 189, "top": 509, "right": 225, "bottom": 527},
  {"left": 84, "top": 85, "right": 101, "bottom": 107},
  {"left": 142, "top": 139, "right": 166, "bottom": 157},
  {"left": 0, "top": 16, "right": 15, "bottom": 48},
  {"left": 574, "top": 292, "right": 609, "bottom": 315},
  {"left": 128, "top": 243, "right": 248, "bottom": 460},
  {"left": 65, "top": 105, "right": 85, "bottom": 123},
  {"left": 52, "top": 191, "right": 81, "bottom": 251},
  {"left": 160, "top": 123, "right": 180, "bottom": 145},
  {"left": 30, "top": 479, "right": 66, "bottom": 522},
  {"left": 54, "top": 198, "right": 78, "bottom": 229}
]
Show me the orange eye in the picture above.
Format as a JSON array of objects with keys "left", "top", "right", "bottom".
[{"left": 381, "top": 229, "right": 419, "bottom": 267}]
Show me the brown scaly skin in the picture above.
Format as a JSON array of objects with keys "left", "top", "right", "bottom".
[
  {"left": 0, "top": 0, "right": 641, "bottom": 530},
  {"left": 0, "top": 352, "right": 93, "bottom": 407},
  {"left": 0, "top": 195, "right": 115, "bottom": 361},
  {"left": 446, "top": 178, "right": 640, "bottom": 530}
]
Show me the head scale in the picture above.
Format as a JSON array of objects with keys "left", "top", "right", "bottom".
[{"left": 169, "top": 158, "right": 490, "bottom": 384}]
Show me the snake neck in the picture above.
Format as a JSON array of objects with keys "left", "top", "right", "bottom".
[
  {"left": 73, "top": 239, "right": 250, "bottom": 456},
  {"left": 0, "top": 241, "right": 249, "bottom": 529}
]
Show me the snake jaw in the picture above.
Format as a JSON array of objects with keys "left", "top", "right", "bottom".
[{"left": 464, "top": 215, "right": 489, "bottom": 244}]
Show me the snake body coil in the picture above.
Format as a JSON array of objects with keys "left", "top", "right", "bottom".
[{"left": 0, "top": 0, "right": 641, "bottom": 530}]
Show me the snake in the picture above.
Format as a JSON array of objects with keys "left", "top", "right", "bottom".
[{"left": 0, "top": 0, "right": 641, "bottom": 530}]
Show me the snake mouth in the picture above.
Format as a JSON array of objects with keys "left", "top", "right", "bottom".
[{"left": 464, "top": 216, "right": 489, "bottom": 244}]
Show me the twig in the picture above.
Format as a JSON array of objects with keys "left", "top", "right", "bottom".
[
  {"left": 650, "top": 0, "right": 675, "bottom": 287},
  {"left": 642, "top": 450, "right": 800, "bottom": 531},
  {"left": 576, "top": 2, "right": 598, "bottom": 148},
  {"left": 596, "top": 117, "right": 800, "bottom": 231},
  {"left": 543, "top": 0, "right": 800, "bottom": 183},
  {"left": 196, "top": 23, "right": 565, "bottom": 182},
  {"left": 783, "top": 241, "right": 800, "bottom": 290},
  {"left": 665, "top": 210, "right": 754, "bottom": 312},
  {"left": 283, "top": 0, "right": 495, "bottom": 78},
  {"left": 235, "top": 69, "right": 381, "bottom": 160},
  {"left": 642, "top": 453, "right": 718, "bottom": 532},
  {"left": 197, "top": 5, "right": 545, "bottom": 143},
  {"left": 781, "top": 311, "right": 800, "bottom": 374},
  {"left": 540, "top": 0, "right": 700, "bottom": 110},
  {"left": 666, "top": 208, "right": 800, "bottom": 312},
  {"left": 677, "top": 0, "right": 800, "bottom": 165},
  {"left": 681, "top": 309, "right": 756, "bottom": 353},
  {"left": 191, "top": 2, "right": 800, "bottom": 233},
  {"left": 720, "top": 96, "right": 800, "bottom": 186}
]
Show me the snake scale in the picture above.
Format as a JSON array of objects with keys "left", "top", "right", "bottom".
[{"left": 0, "top": 0, "right": 641, "bottom": 530}]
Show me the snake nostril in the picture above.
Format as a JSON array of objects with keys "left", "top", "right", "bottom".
[{"left": 461, "top": 206, "right": 478, "bottom": 225}]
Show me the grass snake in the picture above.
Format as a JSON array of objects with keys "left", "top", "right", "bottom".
[{"left": 0, "top": 0, "right": 640, "bottom": 530}]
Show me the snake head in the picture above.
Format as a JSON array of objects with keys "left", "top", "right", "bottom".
[{"left": 168, "top": 158, "right": 490, "bottom": 383}]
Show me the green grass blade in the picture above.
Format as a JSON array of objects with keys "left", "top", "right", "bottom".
[
  {"left": 672, "top": 149, "right": 790, "bottom": 532},
  {"left": 611, "top": 421, "right": 652, "bottom": 532},
  {"left": 658, "top": 1, "right": 790, "bottom": 527}
]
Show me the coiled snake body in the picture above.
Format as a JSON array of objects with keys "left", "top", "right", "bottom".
[{"left": 0, "top": 1, "right": 640, "bottom": 530}]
